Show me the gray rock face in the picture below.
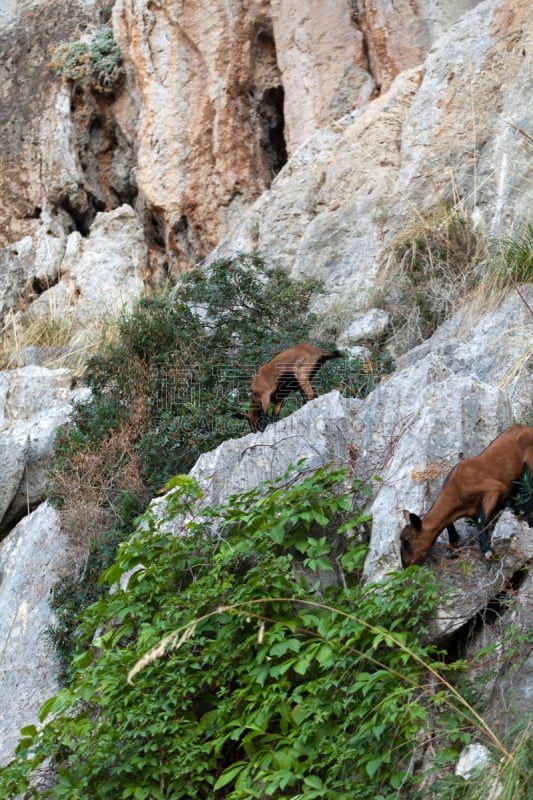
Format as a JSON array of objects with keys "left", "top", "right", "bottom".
[
  {"left": 190, "top": 390, "right": 363, "bottom": 509},
  {"left": 3, "top": 205, "right": 147, "bottom": 362},
  {"left": 0, "top": 367, "right": 90, "bottom": 535},
  {"left": 0, "top": 504, "right": 65, "bottom": 766}
]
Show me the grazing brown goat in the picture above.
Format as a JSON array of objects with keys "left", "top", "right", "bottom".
[
  {"left": 235, "top": 343, "right": 343, "bottom": 433},
  {"left": 400, "top": 424, "right": 533, "bottom": 567}
]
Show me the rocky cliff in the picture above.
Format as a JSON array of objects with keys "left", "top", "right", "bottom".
[{"left": 0, "top": 0, "right": 531, "bottom": 783}]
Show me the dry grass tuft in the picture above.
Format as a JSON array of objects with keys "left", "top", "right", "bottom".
[
  {"left": 0, "top": 306, "right": 87, "bottom": 372},
  {"left": 467, "top": 222, "right": 533, "bottom": 320},
  {"left": 378, "top": 204, "right": 487, "bottom": 353},
  {"left": 51, "top": 395, "right": 150, "bottom": 574}
]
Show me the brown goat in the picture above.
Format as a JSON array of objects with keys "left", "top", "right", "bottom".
[
  {"left": 400, "top": 424, "right": 533, "bottom": 567},
  {"left": 235, "top": 343, "right": 343, "bottom": 433}
]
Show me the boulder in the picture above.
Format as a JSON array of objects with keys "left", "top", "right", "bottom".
[
  {"left": 2, "top": 205, "right": 147, "bottom": 365},
  {"left": 338, "top": 308, "right": 390, "bottom": 346}
]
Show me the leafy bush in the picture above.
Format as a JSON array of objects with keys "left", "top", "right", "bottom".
[
  {"left": 50, "top": 254, "right": 392, "bottom": 677},
  {"left": 54, "top": 253, "right": 390, "bottom": 510},
  {"left": 0, "top": 466, "right": 459, "bottom": 800},
  {"left": 48, "top": 26, "right": 123, "bottom": 93}
]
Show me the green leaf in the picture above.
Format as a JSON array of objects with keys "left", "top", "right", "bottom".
[
  {"left": 365, "top": 756, "right": 384, "bottom": 778},
  {"left": 214, "top": 761, "right": 249, "bottom": 790},
  {"left": 304, "top": 774, "right": 325, "bottom": 789},
  {"left": 19, "top": 725, "right": 38, "bottom": 738}
]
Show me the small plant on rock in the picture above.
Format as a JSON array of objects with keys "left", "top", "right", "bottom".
[{"left": 49, "top": 25, "right": 123, "bottom": 93}]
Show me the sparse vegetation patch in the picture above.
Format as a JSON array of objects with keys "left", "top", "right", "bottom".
[
  {"left": 48, "top": 25, "right": 123, "bottom": 93},
  {"left": 379, "top": 204, "right": 486, "bottom": 351}
]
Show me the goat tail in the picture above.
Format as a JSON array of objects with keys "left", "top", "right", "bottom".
[{"left": 320, "top": 349, "right": 343, "bottom": 363}]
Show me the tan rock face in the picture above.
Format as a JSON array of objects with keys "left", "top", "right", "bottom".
[
  {"left": 0, "top": 1, "right": 95, "bottom": 246},
  {"left": 0, "top": 0, "right": 488, "bottom": 275},
  {"left": 112, "top": 0, "right": 478, "bottom": 272},
  {"left": 0, "top": 0, "right": 137, "bottom": 248},
  {"left": 113, "top": 0, "right": 286, "bottom": 273},
  {"left": 357, "top": 0, "right": 481, "bottom": 92},
  {"left": 270, "top": 0, "right": 372, "bottom": 152}
]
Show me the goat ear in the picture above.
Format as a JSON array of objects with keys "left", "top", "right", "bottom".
[
  {"left": 403, "top": 510, "right": 422, "bottom": 530},
  {"left": 409, "top": 512, "right": 422, "bottom": 531}
]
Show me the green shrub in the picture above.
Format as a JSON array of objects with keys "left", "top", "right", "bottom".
[
  {"left": 49, "top": 25, "right": 123, "bottom": 93},
  {"left": 50, "top": 254, "right": 392, "bottom": 676},
  {"left": 0, "top": 466, "right": 457, "bottom": 800},
  {"left": 487, "top": 222, "right": 533, "bottom": 289},
  {"left": 55, "top": 254, "right": 390, "bottom": 499}
]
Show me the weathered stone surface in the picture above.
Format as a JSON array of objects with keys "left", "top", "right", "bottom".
[
  {"left": 64, "top": 204, "right": 146, "bottom": 336},
  {"left": 210, "top": 66, "right": 423, "bottom": 301},
  {"left": 2, "top": 205, "right": 147, "bottom": 358},
  {"left": 396, "top": 286, "right": 533, "bottom": 420},
  {"left": 270, "top": 0, "right": 371, "bottom": 152},
  {"left": 358, "top": 0, "right": 482, "bottom": 89},
  {"left": 189, "top": 390, "right": 363, "bottom": 509},
  {"left": 455, "top": 743, "right": 498, "bottom": 782},
  {"left": 0, "top": 1, "right": 98, "bottom": 246},
  {"left": 0, "top": 503, "right": 65, "bottom": 767},
  {"left": 0, "top": 427, "right": 30, "bottom": 525},
  {"left": 212, "top": 0, "right": 532, "bottom": 344},
  {"left": 338, "top": 308, "right": 390, "bottom": 346},
  {"left": 0, "top": 367, "right": 90, "bottom": 533}
]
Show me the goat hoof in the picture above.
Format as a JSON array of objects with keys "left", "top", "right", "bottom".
[{"left": 483, "top": 549, "right": 494, "bottom": 560}]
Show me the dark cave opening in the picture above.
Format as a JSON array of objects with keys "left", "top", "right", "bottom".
[
  {"left": 443, "top": 566, "right": 530, "bottom": 663},
  {"left": 252, "top": 28, "right": 287, "bottom": 180},
  {"left": 56, "top": 194, "right": 104, "bottom": 237},
  {"left": 258, "top": 84, "right": 287, "bottom": 177},
  {"left": 145, "top": 209, "right": 166, "bottom": 251}
]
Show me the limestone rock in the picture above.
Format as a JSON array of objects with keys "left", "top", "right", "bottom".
[
  {"left": 456, "top": 743, "right": 493, "bottom": 779},
  {"left": 189, "top": 390, "right": 363, "bottom": 510},
  {"left": 270, "top": 0, "right": 371, "bottom": 152},
  {"left": 3, "top": 205, "right": 147, "bottom": 363},
  {"left": 0, "top": 367, "right": 90, "bottom": 533},
  {"left": 212, "top": 0, "right": 532, "bottom": 342},
  {"left": 455, "top": 743, "right": 502, "bottom": 798},
  {"left": 0, "top": 2, "right": 98, "bottom": 246},
  {"left": 0, "top": 503, "right": 66, "bottom": 767},
  {"left": 397, "top": 286, "right": 533, "bottom": 419},
  {"left": 65, "top": 204, "right": 146, "bottom": 337},
  {"left": 0, "top": 427, "right": 30, "bottom": 525},
  {"left": 338, "top": 308, "right": 390, "bottom": 346}
]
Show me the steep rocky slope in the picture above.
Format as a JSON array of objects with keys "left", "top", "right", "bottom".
[{"left": 0, "top": 0, "right": 531, "bottom": 781}]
